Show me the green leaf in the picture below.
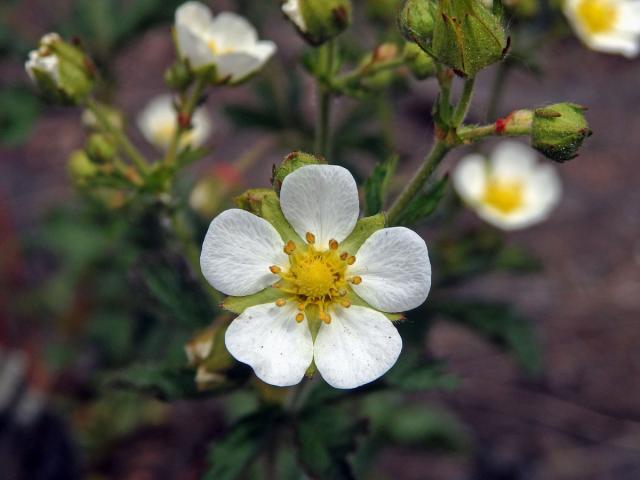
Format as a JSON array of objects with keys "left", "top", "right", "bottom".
[
  {"left": 384, "top": 351, "right": 460, "bottom": 391},
  {"left": 340, "top": 213, "right": 385, "bottom": 254},
  {"left": 396, "top": 176, "right": 449, "bottom": 226},
  {"left": 296, "top": 406, "right": 367, "bottom": 480},
  {"left": 437, "top": 300, "right": 542, "bottom": 375},
  {"left": 205, "top": 408, "right": 281, "bottom": 480},
  {"left": 102, "top": 363, "right": 202, "bottom": 401},
  {"left": 0, "top": 86, "right": 40, "bottom": 146},
  {"left": 222, "top": 287, "right": 283, "bottom": 314},
  {"left": 364, "top": 155, "right": 398, "bottom": 215}
]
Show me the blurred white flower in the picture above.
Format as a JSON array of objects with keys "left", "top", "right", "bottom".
[
  {"left": 453, "top": 141, "right": 562, "bottom": 230},
  {"left": 175, "top": 1, "right": 276, "bottom": 83},
  {"left": 137, "top": 94, "right": 212, "bottom": 151},
  {"left": 201, "top": 165, "right": 432, "bottom": 389},
  {"left": 25, "top": 34, "right": 63, "bottom": 86},
  {"left": 563, "top": 0, "right": 640, "bottom": 57}
]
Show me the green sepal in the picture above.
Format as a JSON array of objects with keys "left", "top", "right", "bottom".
[
  {"left": 305, "top": 304, "right": 323, "bottom": 341},
  {"left": 340, "top": 213, "right": 385, "bottom": 254},
  {"left": 222, "top": 287, "right": 283, "bottom": 314},
  {"left": 364, "top": 156, "right": 398, "bottom": 216}
]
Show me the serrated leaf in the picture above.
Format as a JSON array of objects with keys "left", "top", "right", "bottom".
[
  {"left": 205, "top": 408, "right": 281, "bottom": 480},
  {"left": 364, "top": 156, "right": 398, "bottom": 216},
  {"left": 222, "top": 287, "right": 283, "bottom": 314},
  {"left": 437, "top": 300, "right": 541, "bottom": 375},
  {"left": 396, "top": 176, "right": 449, "bottom": 226},
  {"left": 296, "top": 406, "right": 367, "bottom": 480}
]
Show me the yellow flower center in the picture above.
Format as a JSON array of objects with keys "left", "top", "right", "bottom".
[
  {"left": 270, "top": 234, "right": 359, "bottom": 324},
  {"left": 576, "top": 0, "right": 618, "bottom": 34},
  {"left": 207, "top": 39, "right": 234, "bottom": 55},
  {"left": 152, "top": 121, "right": 195, "bottom": 150},
  {"left": 482, "top": 177, "right": 524, "bottom": 214}
]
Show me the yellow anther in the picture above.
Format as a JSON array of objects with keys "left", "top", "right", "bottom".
[
  {"left": 351, "top": 276, "right": 362, "bottom": 285},
  {"left": 298, "top": 303, "right": 306, "bottom": 311},
  {"left": 347, "top": 256, "right": 356, "bottom": 265},
  {"left": 275, "top": 298, "right": 287, "bottom": 307},
  {"left": 341, "top": 299, "right": 352, "bottom": 308},
  {"left": 284, "top": 240, "right": 296, "bottom": 255},
  {"left": 295, "top": 313, "right": 305, "bottom": 323},
  {"left": 269, "top": 265, "right": 282, "bottom": 274},
  {"left": 305, "top": 232, "right": 316, "bottom": 244},
  {"left": 340, "top": 252, "right": 349, "bottom": 261},
  {"left": 329, "top": 239, "right": 339, "bottom": 250},
  {"left": 320, "top": 312, "right": 332, "bottom": 324}
]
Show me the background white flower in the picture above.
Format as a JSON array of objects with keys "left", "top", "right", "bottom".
[
  {"left": 281, "top": 0, "right": 307, "bottom": 32},
  {"left": 25, "top": 50, "right": 60, "bottom": 85},
  {"left": 563, "top": 0, "right": 640, "bottom": 57},
  {"left": 136, "top": 94, "right": 212, "bottom": 151},
  {"left": 200, "top": 164, "right": 432, "bottom": 389},
  {"left": 175, "top": 1, "right": 276, "bottom": 83},
  {"left": 453, "top": 141, "right": 562, "bottom": 231}
]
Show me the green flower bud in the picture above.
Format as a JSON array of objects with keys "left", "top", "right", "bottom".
[
  {"left": 531, "top": 103, "right": 591, "bottom": 162},
  {"left": 367, "top": 0, "right": 402, "bottom": 22},
  {"left": 398, "top": 0, "right": 438, "bottom": 52},
  {"left": 68, "top": 150, "right": 98, "bottom": 186},
  {"left": 25, "top": 33, "right": 95, "bottom": 104},
  {"left": 234, "top": 188, "right": 278, "bottom": 215},
  {"left": 86, "top": 133, "right": 117, "bottom": 164},
  {"left": 271, "top": 151, "right": 325, "bottom": 193},
  {"left": 282, "top": 0, "right": 352, "bottom": 45},
  {"left": 432, "top": 0, "right": 508, "bottom": 77},
  {"left": 403, "top": 42, "right": 437, "bottom": 79},
  {"left": 164, "top": 61, "right": 193, "bottom": 91}
]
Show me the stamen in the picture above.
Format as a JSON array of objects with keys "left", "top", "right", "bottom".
[
  {"left": 341, "top": 299, "right": 351, "bottom": 308},
  {"left": 305, "top": 232, "right": 316, "bottom": 244},
  {"left": 295, "top": 313, "right": 305, "bottom": 323},
  {"left": 284, "top": 240, "right": 296, "bottom": 254},
  {"left": 297, "top": 303, "right": 306, "bottom": 311},
  {"left": 351, "top": 276, "right": 362, "bottom": 285},
  {"left": 347, "top": 255, "right": 356, "bottom": 265},
  {"left": 275, "top": 298, "right": 287, "bottom": 307},
  {"left": 319, "top": 312, "right": 332, "bottom": 324},
  {"left": 340, "top": 252, "right": 349, "bottom": 261},
  {"left": 269, "top": 265, "right": 282, "bottom": 274},
  {"left": 329, "top": 239, "right": 339, "bottom": 250}
]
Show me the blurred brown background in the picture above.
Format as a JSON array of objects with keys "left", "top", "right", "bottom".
[{"left": 1, "top": 0, "right": 640, "bottom": 479}]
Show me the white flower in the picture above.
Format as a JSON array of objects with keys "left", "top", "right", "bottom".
[
  {"left": 563, "top": 0, "right": 640, "bottom": 57},
  {"left": 175, "top": 1, "right": 276, "bottom": 83},
  {"left": 25, "top": 47, "right": 60, "bottom": 86},
  {"left": 453, "top": 141, "right": 562, "bottom": 231},
  {"left": 282, "top": 0, "right": 307, "bottom": 31},
  {"left": 200, "top": 164, "right": 432, "bottom": 389},
  {"left": 136, "top": 94, "right": 212, "bottom": 151}
]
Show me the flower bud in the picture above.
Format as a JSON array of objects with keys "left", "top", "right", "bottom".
[
  {"left": 403, "top": 42, "right": 437, "bottom": 79},
  {"left": 431, "top": 0, "right": 508, "bottom": 77},
  {"left": 25, "top": 33, "right": 95, "bottom": 104},
  {"left": 67, "top": 150, "right": 97, "bottom": 186},
  {"left": 164, "top": 61, "right": 193, "bottom": 91},
  {"left": 282, "top": 0, "right": 352, "bottom": 45},
  {"left": 85, "top": 133, "right": 117, "bottom": 164},
  {"left": 398, "top": 0, "right": 438, "bottom": 52},
  {"left": 271, "top": 151, "right": 325, "bottom": 193},
  {"left": 531, "top": 103, "right": 591, "bottom": 162}
]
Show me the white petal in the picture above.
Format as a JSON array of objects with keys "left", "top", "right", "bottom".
[
  {"left": 136, "top": 95, "right": 176, "bottom": 150},
  {"left": 209, "top": 12, "right": 258, "bottom": 51},
  {"left": 282, "top": 0, "right": 307, "bottom": 31},
  {"left": 175, "top": 2, "right": 216, "bottom": 67},
  {"left": 225, "top": 303, "right": 313, "bottom": 387},
  {"left": 350, "top": 227, "right": 431, "bottom": 312},
  {"left": 314, "top": 305, "right": 402, "bottom": 389},
  {"left": 190, "top": 106, "right": 213, "bottom": 148},
  {"left": 453, "top": 153, "right": 487, "bottom": 203},
  {"left": 280, "top": 165, "right": 360, "bottom": 249},
  {"left": 214, "top": 51, "right": 266, "bottom": 82},
  {"left": 490, "top": 141, "right": 538, "bottom": 180},
  {"left": 200, "top": 209, "right": 288, "bottom": 296},
  {"left": 25, "top": 51, "right": 60, "bottom": 84}
]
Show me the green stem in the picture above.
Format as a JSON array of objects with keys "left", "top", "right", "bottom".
[
  {"left": 386, "top": 141, "right": 450, "bottom": 226},
  {"left": 165, "top": 74, "right": 209, "bottom": 167},
  {"left": 314, "top": 40, "right": 337, "bottom": 158},
  {"left": 335, "top": 57, "right": 406, "bottom": 88},
  {"left": 86, "top": 99, "right": 149, "bottom": 174},
  {"left": 452, "top": 77, "right": 476, "bottom": 126}
]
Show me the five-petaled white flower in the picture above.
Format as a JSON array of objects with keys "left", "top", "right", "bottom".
[
  {"left": 175, "top": 1, "right": 277, "bottom": 83},
  {"left": 25, "top": 33, "right": 62, "bottom": 86},
  {"left": 200, "top": 164, "right": 432, "bottom": 389},
  {"left": 137, "top": 94, "right": 212, "bottom": 151},
  {"left": 453, "top": 141, "right": 562, "bottom": 231},
  {"left": 563, "top": 0, "right": 640, "bottom": 57}
]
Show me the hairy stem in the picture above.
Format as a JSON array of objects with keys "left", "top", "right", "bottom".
[
  {"left": 452, "top": 77, "right": 476, "bottom": 126},
  {"left": 314, "top": 40, "right": 337, "bottom": 158}
]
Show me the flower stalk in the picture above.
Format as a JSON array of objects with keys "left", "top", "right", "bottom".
[{"left": 314, "top": 39, "right": 338, "bottom": 158}]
